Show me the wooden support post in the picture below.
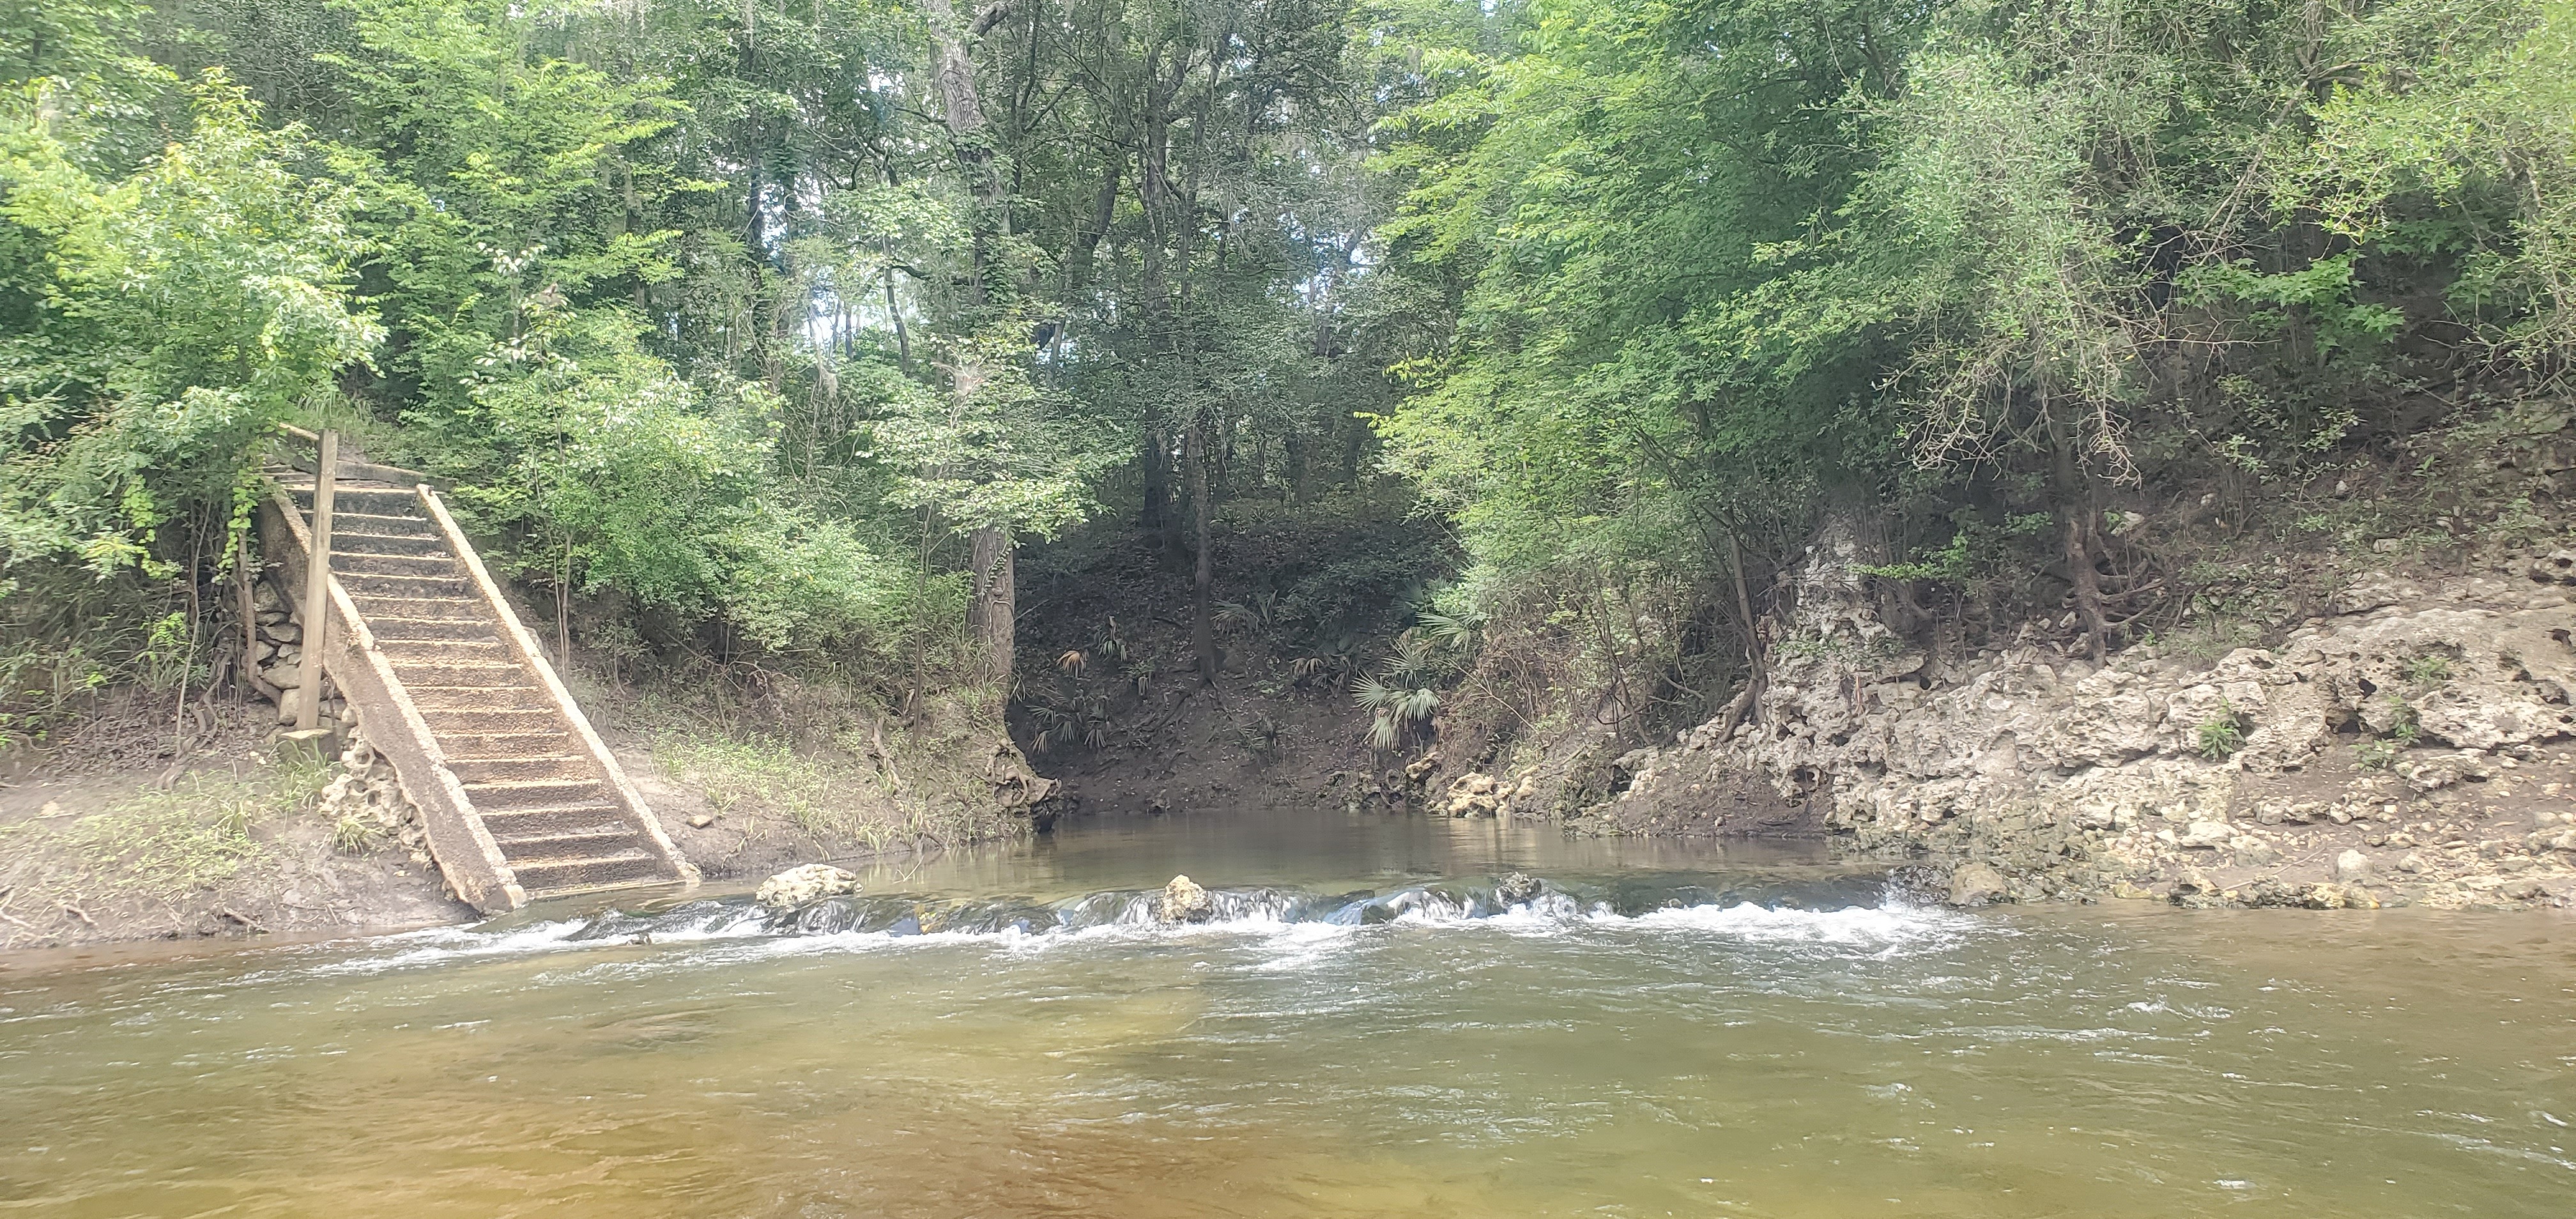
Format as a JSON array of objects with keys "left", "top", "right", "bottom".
[
  {"left": 234, "top": 528, "right": 257, "bottom": 691},
  {"left": 296, "top": 429, "right": 338, "bottom": 732}
]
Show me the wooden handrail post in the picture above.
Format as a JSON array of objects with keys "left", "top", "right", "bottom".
[{"left": 297, "top": 429, "right": 339, "bottom": 732}]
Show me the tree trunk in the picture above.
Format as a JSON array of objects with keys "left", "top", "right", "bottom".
[
  {"left": 234, "top": 529, "right": 257, "bottom": 697},
  {"left": 1726, "top": 530, "right": 1765, "bottom": 724},
  {"left": 1284, "top": 424, "right": 1309, "bottom": 505},
  {"left": 1186, "top": 420, "right": 1218, "bottom": 684},
  {"left": 1136, "top": 52, "right": 1186, "bottom": 564},
  {"left": 922, "top": 0, "right": 1001, "bottom": 295},
  {"left": 1068, "top": 156, "right": 1119, "bottom": 290},
  {"left": 1143, "top": 427, "right": 1183, "bottom": 567},
  {"left": 968, "top": 523, "right": 1015, "bottom": 682},
  {"left": 924, "top": 0, "right": 1017, "bottom": 689},
  {"left": 1140, "top": 427, "right": 1169, "bottom": 528},
  {"left": 882, "top": 250, "right": 910, "bottom": 374},
  {"left": 2051, "top": 423, "right": 2110, "bottom": 663},
  {"left": 1137, "top": 48, "right": 1172, "bottom": 309},
  {"left": 557, "top": 540, "right": 573, "bottom": 670},
  {"left": 2062, "top": 507, "right": 2108, "bottom": 663}
]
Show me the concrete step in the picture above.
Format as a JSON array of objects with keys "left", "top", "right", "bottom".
[
  {"left": 381, "top": 637, "right": 514, "bottom": 662},
  {"left": 464, "top": 776, "right": 611, "bottom": 809},
  {"left": 407, "top": 684, "right": 554, "bottom": 711},
  {"left": 387, "top": 660, "right": 521, "bottom": 686},
  {"left": 343, "top": 593, "right": 484, "bottom": 621},
  {"left": 506, "top": 849, "right": 668, "bottom": 894},
  {"left": 489, "top": 827, "right": 640, "bottom": 856},
  {"left": 433, "top": 728, "right": 576, "bottom": 756},
  {"left": 335, "top": 551, "right": 461, "bottom": 578},
  {"left": 423, "top": 707, "right": 565, "bottom": 735},
  {"left": 330, "top": 530, "right": 448, "bottom": 558},
  {"left": 479, "top": 802, "right": 632, "bottom": 840},
  {"left": 390, "top": 661, "right": 528, "bottom": 692},
  {"left": 285, "top": 482, "right": 422, "bottom": 507},
  {"left": 367, "top": 615, "right": 502, "bottom": 644},
  {"left": 351, "top": 594, "right": 485, "bottom": 617},
  {"left": 340, "top": 571, "right": 473, "bottom": 599},
  {"left": 301, "top": 506, "right": 438, "bottom": 534},
  {"left": 447, "top": 754, "right": 597, "bottom": 783}
]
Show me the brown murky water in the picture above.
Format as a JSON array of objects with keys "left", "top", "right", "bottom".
[{"left": 2, "top": 809, "right": 2571, "bottom": 1216}]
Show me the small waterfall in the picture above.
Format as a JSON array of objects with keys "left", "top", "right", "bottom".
[{"left": 514, "top": 869, "right": 1912, "bottom": 949}]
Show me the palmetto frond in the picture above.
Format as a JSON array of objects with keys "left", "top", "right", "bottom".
[
  {"left": 1367, "top": 712, "right": 1399, "bottom": 751},
  {"left": 1418, "top": 607, "right": 1483, "bottom": 651},
  {"left": 1216, "top": 590, "right": 1279, "bottom": 635}
]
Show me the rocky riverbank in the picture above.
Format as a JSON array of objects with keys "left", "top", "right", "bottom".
[{"left": 1572, "top": 537, "right": 2576, "bottom": 909}]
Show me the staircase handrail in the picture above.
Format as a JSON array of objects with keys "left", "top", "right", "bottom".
[{"left": 271, "top": 422, "right": 447, "bottom": 488}]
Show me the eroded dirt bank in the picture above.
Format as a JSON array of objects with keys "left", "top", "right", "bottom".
[{"left": 1001, "top": 462, "right": 2576, "bottom": 912}]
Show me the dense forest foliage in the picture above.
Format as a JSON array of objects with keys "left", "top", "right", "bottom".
[{"left": 4, "top": 0, "right": 2572, "bottom": 747}]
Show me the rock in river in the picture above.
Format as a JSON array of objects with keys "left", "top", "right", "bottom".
[
  {"left": 1495, "top": 871, "right": 1542, "bottom": 907},
  {"left": 758, "top": 864, "right": 861, "bottom": 910},
  {"left": 1156, "top": 874, "right": 1216, "bottom": 923},
  {"left": 1946, "top": 862, "right": 2009, "bottom": 907}
]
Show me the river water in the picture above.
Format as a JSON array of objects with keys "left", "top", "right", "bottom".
[{"left": 2, "top": 809, "right": 2571, "bottom": 1217}]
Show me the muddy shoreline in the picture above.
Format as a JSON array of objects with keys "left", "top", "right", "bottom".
[{"left": 0, "top": 687, "right": 1018, "bottom": 954}]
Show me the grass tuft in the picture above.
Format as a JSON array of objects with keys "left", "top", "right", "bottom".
[{"left": 329, "top": 811, "right": 382, "bottom": 854}]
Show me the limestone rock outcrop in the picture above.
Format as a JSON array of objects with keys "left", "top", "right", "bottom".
[{"left": 1596, "top": 549, "right": 2576, "bottom": 910}]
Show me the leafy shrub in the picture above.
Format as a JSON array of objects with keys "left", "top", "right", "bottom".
[
  {"left": 2196, "top": 703, "right": 2248, "bottom": 760},
  {"left": 1, "top": 74, "right": 377, "bottom": 576},
  {"left": 2405, "top": 654, "right": 2452, "bottom": 688}
]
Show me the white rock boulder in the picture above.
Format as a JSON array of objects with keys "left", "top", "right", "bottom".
[
  {"left": 758, "top": 864, "right": 861, "bottom": 910},
  {"left": 1155, "top": 874, "right": 1216, "bottom": 923}
]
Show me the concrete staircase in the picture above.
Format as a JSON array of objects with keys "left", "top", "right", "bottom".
[{"left": 264, "top": 474, "right": 696, "bottom": 910}]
